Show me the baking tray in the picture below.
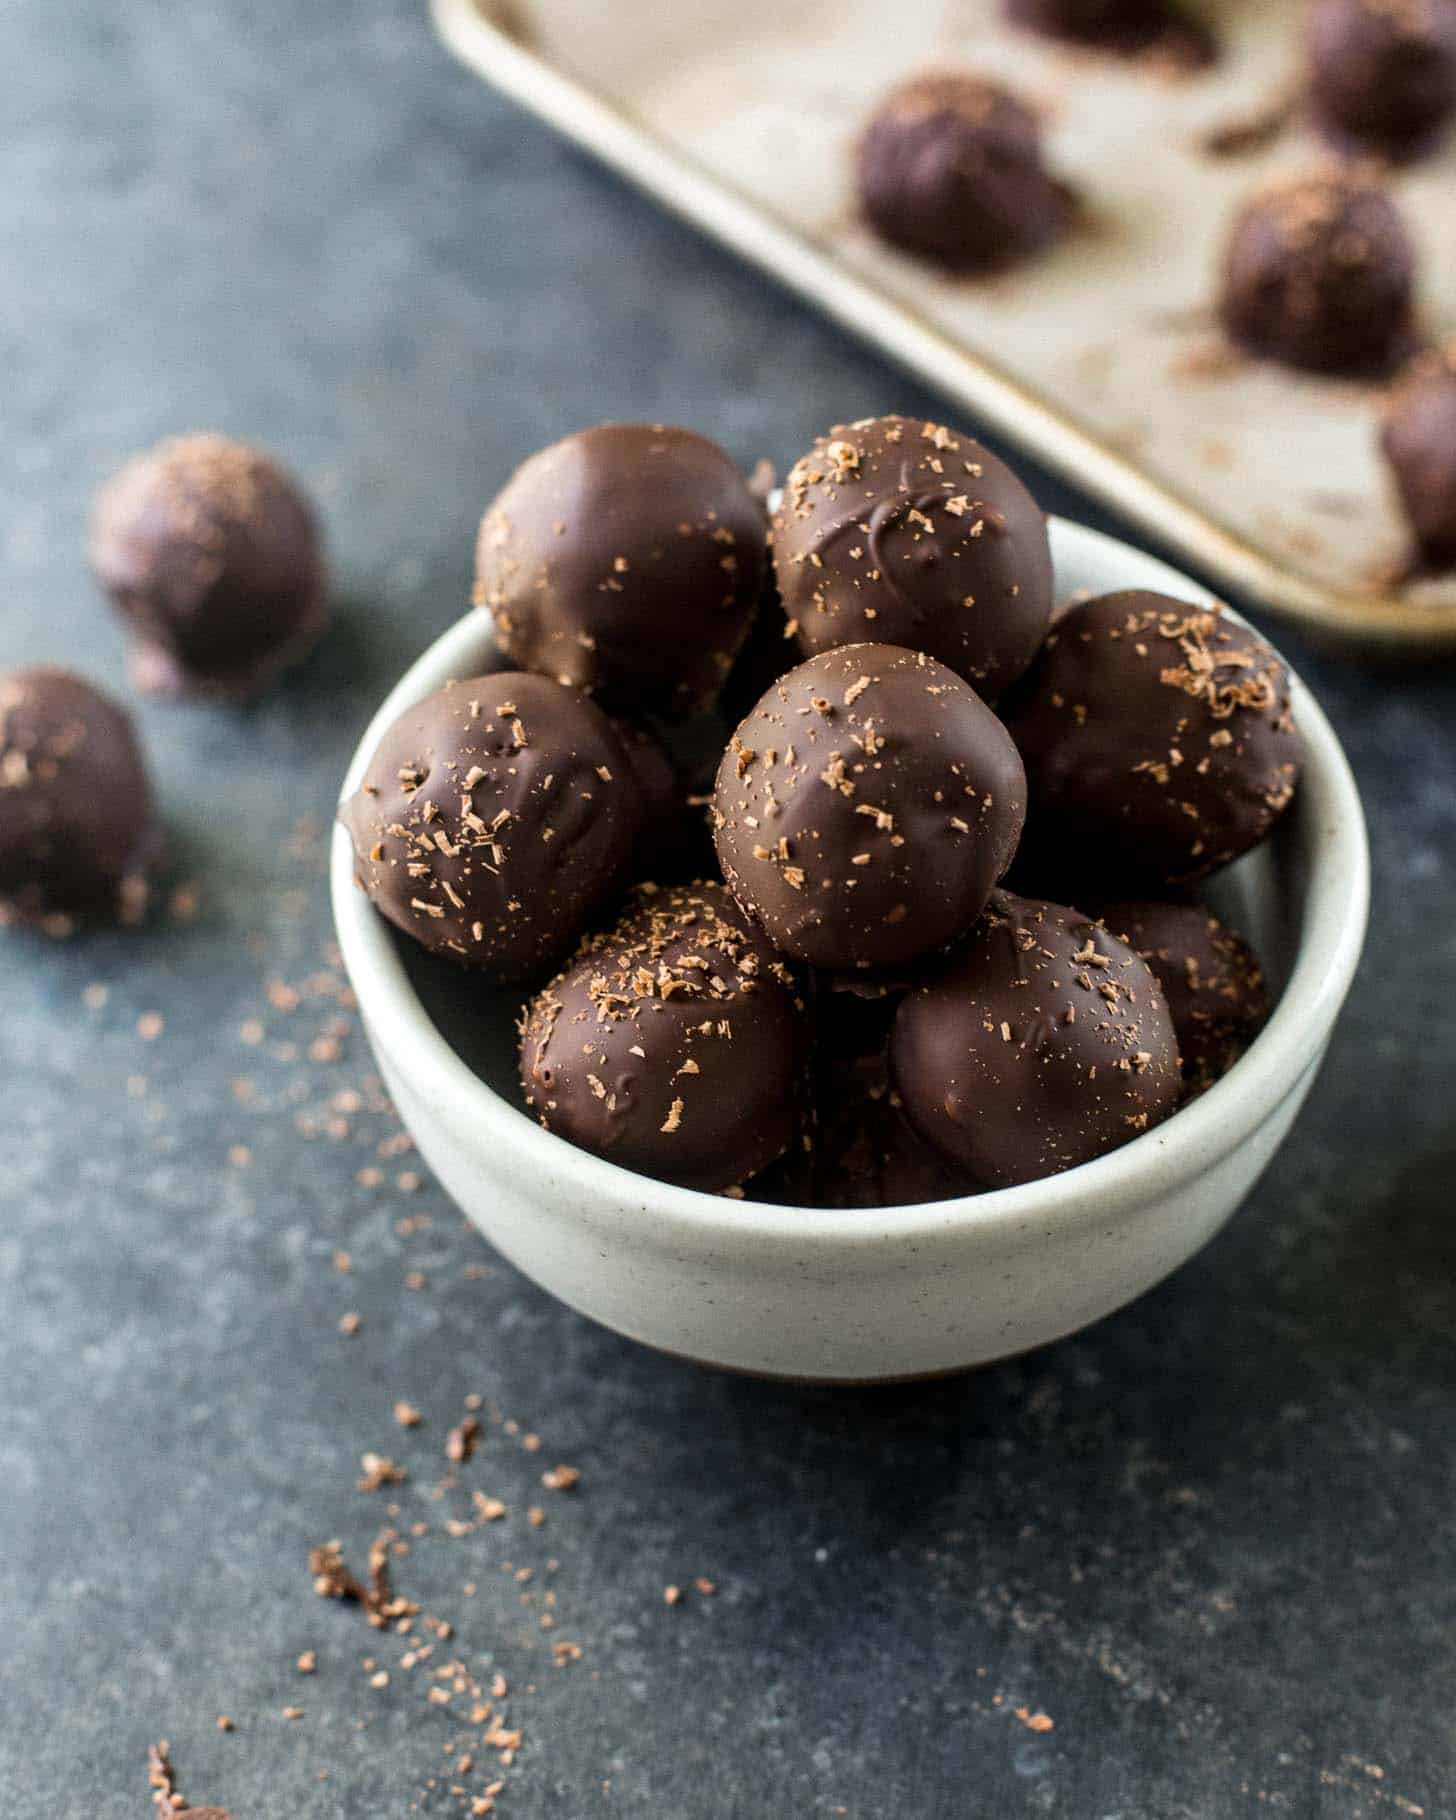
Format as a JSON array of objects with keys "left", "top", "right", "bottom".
[{"left": 433, "top": 0, "right": 1456, "bottom": 655}]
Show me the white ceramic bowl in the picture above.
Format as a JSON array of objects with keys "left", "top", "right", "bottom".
[{"left": 332, "top": 519, "right": 1368, "bottom": 1382}]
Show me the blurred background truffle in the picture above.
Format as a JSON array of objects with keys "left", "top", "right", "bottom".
[
  {"left": 90, "top": 433, "right": 327, "bottom": 700},
  {"left": 1306, "top": 0, "right": 1456, "bottom": 161},
  {"left": 1217, "top": 169, "right": 1416, "bottom": 376},
  {"left": 0, "top": 667, "right": 159, "bottom": 931},
  {"left": 1005, "top": 0, "right": 1216, "bottom": 65},
  {"left": 857, "top": 75, "right": 1069, "bottom": 273},
  {"left": 1382, "top": 345, "right": 1456, "bottom": 565}
]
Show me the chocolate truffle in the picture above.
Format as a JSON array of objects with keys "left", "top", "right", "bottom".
[
  {"left": 611, "top": 716, "right": 715, "bottom": 881},
  {"left": 1098, "top": 898, "right": 1269, "bottom": 1096},
  {"left": 1005, "top": 592, "right": 1303, "bottom": 890},
  {"left": 340, "top": 673, "right": 640, "bottom": 983},
  {"left": 519, "top": 881, "right": 806, "bottom": 1193},
  {"left": 857, "top": 76, "right": 1069, "bottom": 273},
  {"left": 713, "top": 643, "right": 1026, "bottom": 972},
  {"left": 90, "top": 433, "right": 327, "bottom": 700},
  {"left": 0, "top": 667, "right": 159, "bottom": 932},
  {"left": 1382, "top": 345, "right": 1456, "bottom": 564},
  {"left": 891, "top": 891, "right": 1182, "bottom": 1189},
  {"left": 1217, "top": 170, "right": 1416, "bottom": 376},
  {"left": 773, "top": 415, "right": 1053, "bottom": 700},
  {"left": 795, "top": 988, "right": 981, "bottom": 1207},
  {"left": 474, "top": 424, "right": 767, "bottom": 718},
  {"left": 1006, "top": 0, "right": 1215, "bottom": 64},
  {"left": 1307, "top": 0, "right": 1456, "bottom": 160}
]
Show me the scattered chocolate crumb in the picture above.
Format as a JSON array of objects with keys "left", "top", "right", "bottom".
[{"left": 447, "top": 1415, "right": 481, "bottom": 1466}]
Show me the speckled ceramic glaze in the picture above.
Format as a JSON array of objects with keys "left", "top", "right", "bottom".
[{"left": 332, "top": 519, "right": 1368, "bottom": 1382}]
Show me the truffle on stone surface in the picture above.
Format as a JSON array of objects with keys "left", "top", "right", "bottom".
[
  {"left": 339, "top": 673, "right": 640, "bottom": 983},
  {"left": 0, "top": 667, "right": 159, "bottom": 932},
  {"left": 519, "top": 881, "right": 807, "bottom": 1193},
  {"left": 1306, "top": 0, "right": 1456, "bottom": 160},
  {"left": 713, "top": 643, "right": 1026, "bottom": 972},
  {"left": 857, "top": 76, "right": 1069, "bottom": 273},
  {"left": 1005, "top": 0, "right": 1216, "bottom": 64},
  {"left": 772, "top": 415, "right": 1053, "bottom": 701},
  {"left": 474, "top": 424, "right": 766, "bottom": 719},
  {"left": 1382, "top": 344, "right": 1456, "bottom": 565},
  {"left": 1217, "top": 169, "right": 1416, "bottom": 376},
  {"left": 90, "top": 433, "right": 327, "bottom": 700},
  {"left": 1004, "top": 591, "right": 1303, "bottom": 890},
  {"left": 891, "top": 890, "right": 1182, "bottom": 1189},
  {"left": 1097, "top": 898, "right": 1270, "bottom": 1096}
]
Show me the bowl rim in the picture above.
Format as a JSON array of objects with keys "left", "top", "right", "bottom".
[{"left": 331, "top": 515, "right": 1369, "bottom": 1249}]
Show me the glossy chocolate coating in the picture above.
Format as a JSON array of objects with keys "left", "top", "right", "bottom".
[
  {"left": 1218, "top": 170, "right": 1416, "bottom": 376},
  {"left": 891, "top": 891, "right": 1181, "bottom": 1189},
  {"left": 713, "top": 643, "right": 1026, "bottom": 972},
  {"left": 474, "top": 424, "right": 766, "bottom": 718},
  {"left": 772, "top": 415, "right": 1053, "bottom": 700},
  {"left": 1004, "top": 591, "right": 1303, "bottom": 890},
  {"left": 519, "top": 881, "right": 806, "bottom": 1193},
  {"left": 790, "top": 983, "right": 981, "bottom": 1207},
  {"left": 857, "top": 76, "right": 1068, "bottom": 273},
  {"left": 339, "top": 672, "right": 640, "bottom": 983},
  {"left": 90, "top": 433, "right": 327, "bottom": 699},
  {"left": 1006, "top": 0, "right": 1216, "bottom": 63},
  {"left": 1307, "top": 0, "right": 1456, "bottom": 159},
  {"left": 0, "top": 667, "right": 158, "bottom": 930},
  {"left": 1382, "top": 346, "right": 1456, "bottom": 563},
  {"left": 1098, "top": 898, "right": 1269, "bottom": 1096}
]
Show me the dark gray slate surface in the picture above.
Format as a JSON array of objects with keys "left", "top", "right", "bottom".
[{"left": 2, "top": 3, "right": 1454, "bottom": 1815}]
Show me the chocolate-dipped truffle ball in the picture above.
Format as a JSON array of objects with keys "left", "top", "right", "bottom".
[
  {"left": 610, "top": 717, "right": 716, "bottom": 881},
  {"left": 1098, "top": 899, "right": 1269, "bottom": 1096},
  {"left": 891, "top": 891, "right": 1182, "bottom": 1189},
  {"left": 1218, "top": 170, "right": 1416, "bottom": 376},
  {"left": 803, "top": 989, "right": 981, "bottom": 1206},
  {"left": 1307, "top": 0, "right": 1456, "bottom": 159},
  {"left": 519, "top": 882, "right": 806, "bottom": 1193},
  {"left": 1006, "top": 0, "right": 1215, "bottom": 64},
  {"left": 1382, "top": 345, "right": 1456, "bottom": 564},
  {"left": 857, "top": 76, "right": 1069, "bottom": 273},
  {"left": 90, "top": 433, "right": 327, "bottom": 700},
  {"left": 474, "top": 424, "right": 767, "bottom": 719},
  {"left": 713, "top": 643, "right": 1026, "bottom": 972},
  {"left": 773, "top": 416, "right": 1053, "bottom": 700},
  {"left": 0, "top": 668, "right": 158, "bottom": 931},
  {"left": 340, "top": 673, "right": 640, "bottom": 983},
  {"left": 1005, "top": 592, "right": 1303, "bottom": 890}
]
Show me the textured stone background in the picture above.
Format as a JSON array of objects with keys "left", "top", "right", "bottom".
[{"left": 2, "top": 3, "right": 1454, "bottom": 1815}]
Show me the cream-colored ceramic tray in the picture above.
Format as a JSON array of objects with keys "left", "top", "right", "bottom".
[{"left": 433, "top": 0, "right": 1456, "bottom": 654}]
